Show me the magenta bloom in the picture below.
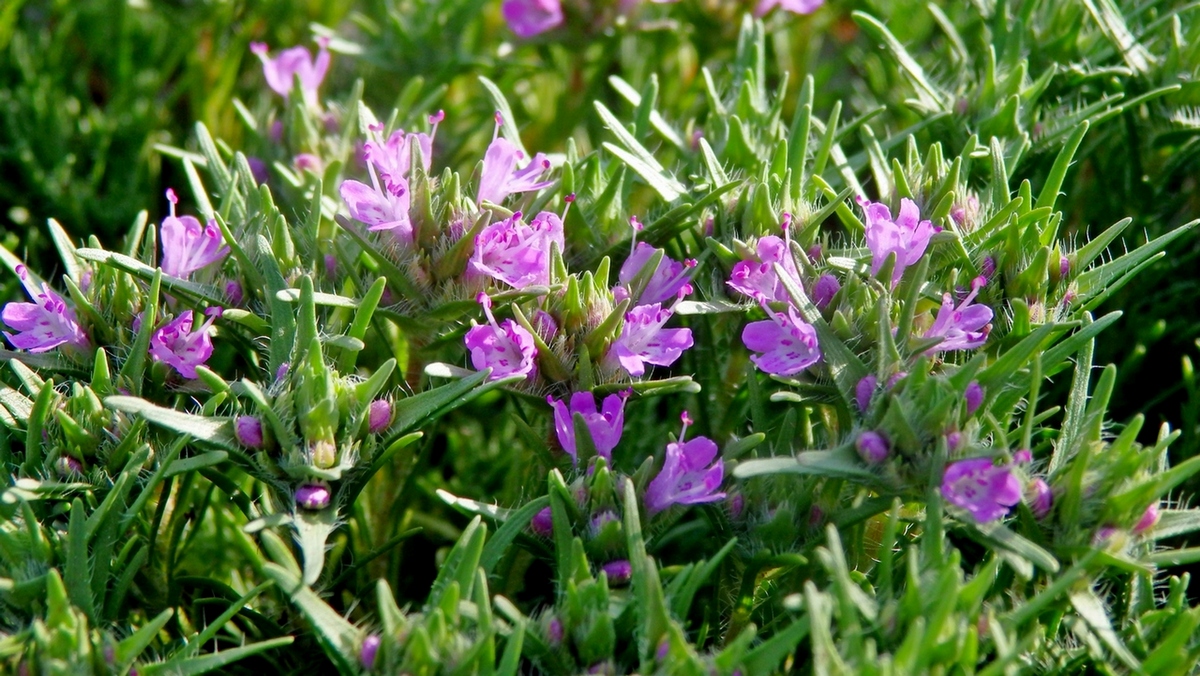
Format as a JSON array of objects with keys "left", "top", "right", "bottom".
[
  {"left": 727, "top": 235, "right": 802, "bottom": 303},
  {"left": 363, "top": 124, "right": 433, "bottom": 194},
  {"left": 645, "top": 414, "right": 725, "bottom": 514},
  {"left": 604, "top": 303, "right": 693, "bottom": 377},
  {"left": 925, "top": 278, "right": 993, "bottom": 352},
  {"left": 469, "top": 211, "right": 564, "bottom": 289},
  {"left": 339, "top": 170, "right": 413, "bottom": 247},
  {"left": 464, "top": 294, "right": 537, "bottom": 381},
  {"left": 502, "top": 0, "right": 564, "bottom": 38},
  {"left": 2, "top": 268, "right": 88, "bottom": 353},
  {"left": 250, "top": 38, "right": 330, "bottom": 107},
  {"left": 547, "top": 391, "right": 627, "bottom": 462},
  {"left": 477, "top": 131, "right": 553, "bottom": 206},
  {"left": 754, "top": 0, "right": 824, "bottom": 15},
  {"left": 160, "top": 189, "right": 229, "bottom": 279},
  {"left": 150, "top": 309, "right": 219, "bottom": 379},
  {"left": 941, "top": 458, "right": 1022, "bottom": 523},
  {"left": 742, "top": 305, "right": 821, "bottom": 376},
  {"left": 864, "top": 198, "right": 935, "bottom": 288},
  {"left": 614, "top": 242, "right": 694, "bottom": 305}
]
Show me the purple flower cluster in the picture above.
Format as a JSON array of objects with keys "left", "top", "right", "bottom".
[
  {"left": 339, "top": 121, "right": 436, "bottom": 248},
  {"left": 464, "top": 293, "right": 538, "bottom": 381},
  {"left": 469, "top": 211, "right": 564, "bottom": 289}
]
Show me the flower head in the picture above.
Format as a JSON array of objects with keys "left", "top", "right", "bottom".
[
  {"left": 464, "top": 294, "right": 537, "bottom": 381},
  {"left": 547, "top": 391, "right": 627, "bottom": 462},
  {"left": 502, "top": 0, "right": 564, "bottom": 38},
  {"left": 925, "top": 277, "right": 993, "bottom": 352},
  {"left": 645, "top": 413, "right": 725, "bottom": 514},
  {"left": 614, "top": 241, "right": 694, "bottom": 305},
  {"left": 941, "top": 458, "right": 1022, "bottom": 523},
  {"left": 965, "top": 381, "right": 984, "bottom": 415},
  {"left": 530, "top": 507, "right": 553, "bottom": 537},
  {"left": 250, "top": 38, "right": 331, "bottom": 107},
  {"left": 477, "top": 122, "right": 553, "bottom": 205},
  {"left": 727, "top": 219, "right": 803, "bottom": 303},
  {"left": 741, "top": 305, "right": 821, "bottom": 376},
  {"left": 160, "top": 189, "right": 229, "bottom": 279},
  {"left": 469, "top": 211, "right": 564, "bottom": 289},
  {"left": 150, "top": 309, "right": 219, "bottom": 379},
  {"left": 600, "top": 559, "right": 632, "bottom": 585},
  {"left": 604, "top": 303, "right": 693, "bottom": 377},
  {"left": 2, "top": 267, "right": 88, "bottom": 353},
  {"left": 363, "top": 125, "right": 433, "bottom": 194},
  {"left": 339, "top": 168, "right": 413, "bottom": 247},
  {"left": 863, "top": 197, "right": 935, "bottom": 288}
]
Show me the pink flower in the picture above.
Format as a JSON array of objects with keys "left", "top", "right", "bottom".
[
  {"left": 727, "top": 229, "right": 802, "bottom": 303},
  {"left": 925, "top": 277, "right": 992, "bottom": 352},
  {"left": 502, "top": 0, "right": 564, "bottom": 38},
  {"left": 339, "top": 166, "right": 413, "bottom": 247},
  {"left": 150, "top": 309, "right": 219, "bottom": 379},
  {"left": 160, "top": 189, "right": 229, "bottom": 279},
  {"left": 547, "top": 391, "right": 627, "bottom": 462},
  {"left": 614, "top": 242, "right": 695, "bottom": 305},
  {"left": 741, "top": 305, "right": 821, "bottom": 376},
  {"left": 250, "top": 38, "right": 331, "bottom": 107},
  {"left": 941, "top": 458, "right": 1022, "bottom": 523},
  {"left": 863, "top": 197, "right": 935, "bottom": 288},
  {"left": 754, "top": 0, "right": 824, "bottom": 16},
  {"left": 468, "top": 211, "right": 564, "bottom": 289},
  {"left": 464, "top": 294, "right": 537, "bottom": 381},
  {"left": 604, "top": 303, "right": 693, "bottom": 377},
  {"left": 645, "top": 412, "right": 725, "bottom": 514},
  {"left": 1134, "top": 503, "right": 1160, "bottom": 535},
  {"left": 363, "top": 124, "right": 433, "bottom": 194},
  {"left": 477, "top": 121, "right": 553, "bottom": 206},
  {"left": 1, "top": 267, "right": 88, "bottom": 353}
]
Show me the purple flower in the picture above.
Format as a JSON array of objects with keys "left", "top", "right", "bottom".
[
  {"left": 855, "top": 375, "right": 877, "bottom": 413},
  {"left": 235, "top": 416, "right": 265, "bottom": 448},
  {"left": 250, "top": 38, "right": 330, "bottom": 107},
  {"left": 363, "top": 124, "right": 433, "bottom": 194},
  {"left": 468, "top": 211, "right": 564, "bottom": 289},
  {"left": 464, "top": 294, "right": 537, "bottom": 381},
  {"left": 941, "top": 458, "right": 1022, "bottom": 523},
  {"left": 160, "top": 189, "right": 229, "bottom": 279},
  {"left": 1133, "top": 503, "right": 1160, "bottom": 535},
  {"left": 965, "top": 381, "right": 984, "bottom": 415},
  {"left": 856, "top": 431, "right": 889, "bottom": 464},
  {"left": 1, "top": 267, "right": 88, "bottom": 353},
  {"left": 502, "top": 0, "right": 564, "bottom": 38},
  {"left": 600, "top": 559, "right": 632, "bottom": 585},
  {"left": 754, "top": 0, "right": 824, "bottom": 16},
  {"left": 150, "top": 309, "right": 219, "bottom": 379},
  {"left": 1027, "top": 479, "right": 1052, "bottom": 519},
  {"left": 645, "top": 414, "right": 725, "bottom": 514},
  {"left": 547, "top": 391, "right": 627, "bottom": 462},
  {"left": 360, "top": 635, "right": 381, "bottom": 670},
  {"left": 477, "top": 123, "right": 553, "bottom": 205},
  {"left": 741, "top": 305, "right": 821, "bottom": 376},
  {"left": 863, "top": 197, "right": 935, "bottom": 288},
  {"left": 296, "top": 483, "right": 332, "bottom": 511},
  {"left": 604, "top": 303, "right": 693, "bottom": 377},
  {"left": 812, "top": 274, "right": 840, "bottom": 310},
  {"left": 614, "top": 241, "right": 695, "bottom": 305},
  {"left": 925, "top": 278, "right": 993, "bottom": 352},
  {"left": 530, "top": 507, "right": 553, "bottom": 537},
  {"left": 368, "top": 399, "right": 392, "bottom": 433},
  {"left": 727, "top": 229, "right": 802, "bottom": 303},
  {"left": 339, "top": 171, "right": 413, "bottom": 247}
]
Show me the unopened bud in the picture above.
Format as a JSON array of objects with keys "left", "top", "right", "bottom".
[
  {"left": 1133, "top": 503, "right": 1160, "bottom": 535},
  {"left": 55, "top": 455, "right": 83, "bottom": 477},
  {"left": 296, "top": 483, "right": 332, "bottom": 511},
  {"left": 530, "top": 507, "right": 553, "bottom": 537},
  {"left": 235, "top": 416, "right": 264, "bottom": 448},
  {"left": 965, "top": 381, "right": 984, "bottom": 415},
  {"left": 368, "top": 399, "right": 392, "bottom": 434},
  {"left": 600, "top": 559, "right": 632, "bottom": 585},
  {"left": 1028, "top": 479, "right": 1052, "bottom": 519},
  {"left": 360, "top": 634, "right": 381, "bottom": 670},
  {"left": 856, "top": 431, "right": 889, "bottom": 464}
]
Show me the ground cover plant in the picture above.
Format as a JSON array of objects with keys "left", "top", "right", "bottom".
[{"left": 3, "top": 0, "right": 1200, "bottom": 673}]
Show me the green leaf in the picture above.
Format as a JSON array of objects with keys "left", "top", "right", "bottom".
[
  {"left": 262, "top": 562, "right": 361, "bottom": 675},
  {"left": 595, "top": 101, "right": 685, "bottom": 201},
  {"left": 480, "top": 496, "right": 550, "bottom": 574},
  {"left": 141, "top": 637, "right": 295, "bottom": 676}
]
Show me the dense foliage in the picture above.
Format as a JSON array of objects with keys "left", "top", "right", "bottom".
[{"left": 2, "top": 1, "right": 1200, "bottom": 673}]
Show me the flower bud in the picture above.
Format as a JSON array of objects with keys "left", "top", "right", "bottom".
[
  {"left": 813, "top": 274, "right": 840, "bottom": 310},
  {"left": 1059, "top": 256, "right": 1070, "bottom": 278},
  {"left": 1133, "top": 503, "right": 1160, "bottom": 535},
  {"left": 727, "top": 493, "right": 745, "bottom": 519},
  {"left": 980, "top": 255, "right": 996, "bottom": 280},
  {"left": 1027, "top": 479, "right": 1052, "bottom": 519},
  {"left": 1013, "top": 449, "right": 1032, "bottom": 464},
  {"left": 530, "top": 507, "right": 553, "bottom": 537},
  {"left": 855, "top": 375, "right": 877, "bottom": 414},
  {"left": 235, "top": 415, "right": 264, "bottom": 448},
  {"left": 600, "top": 559, "right": 632, "bottom": 585},
  {"left": 856, "top": 431, "right": 889, "bottom": 464},
  {"left": 368, "top": 399, "right": 392, "bottom": 434},
  {"left": 360, "top": 634, "right": 381, "bottom": 670},
  {"left": 296, "top": 483, "right": 331, "bottom": 511},
  {"left": 55, "top": 455, "right": 82, "bottom": 477},
  {"left": 964, "top": 381, "right": 984, "bottom": 415},
  {"left": 946, "top": 432, "right": 962, "bottom": 451},
  {"left": 225, "top": 281, "right": 245, "bottom": 306},
  {"left": 546, "top": 617, "right": 564, "bottom": 646}
]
